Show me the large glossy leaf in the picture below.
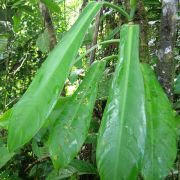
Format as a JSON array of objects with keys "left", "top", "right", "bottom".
[
  {"left": 48, "top": 61, "right": 105, "bottom": 169},
  {"left": 96, "top": 24, "right": 146, "bottom": 180},
  {"left": 7, "top": 2, "right": 102, "bottom": 152},
  {"left": 141, "top": 64, "right": 177, "bottom": 180}
]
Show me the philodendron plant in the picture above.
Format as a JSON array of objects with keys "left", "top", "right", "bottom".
[{"left": 0, "top": 1, "right": 177, "bottom": 179}]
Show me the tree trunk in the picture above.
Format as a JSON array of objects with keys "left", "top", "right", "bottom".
[
  {"left": 134, "top": 0, "right": 150, "bottom": 63},
  {"left": 157, "top": 0, "right": 178, "bottom": 100},
  {"left": 39, "top": 1, "right": 57, "bottom": 51},
  {"left": 89, "top": 8, "right": 102, "bottom": 64}
]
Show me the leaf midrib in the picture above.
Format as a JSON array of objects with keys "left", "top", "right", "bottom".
[{"left": 113, "top": 26, "right": 134, "bottom": 179}]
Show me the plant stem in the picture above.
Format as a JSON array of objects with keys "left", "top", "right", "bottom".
[
  {"left": 74, "top": 39, "right": 120, "bottom": 64},
  {"left": 102, "top": 55, "right": 118, "bottom": 62},
  {"left": 102, "top": 2, "right": 130, "bottom": 21},
  {"left": 129, "top": 7, "right": 136, "bottom": 21},
  {"left": 130, "top": 0, "right": 137, "bottom": 20}
]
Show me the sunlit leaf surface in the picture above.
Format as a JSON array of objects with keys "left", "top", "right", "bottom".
[
  {"left": 48, "top": 61, "right": 105, "bottom": 169},
  {"left": 141, "top": 64, "right": 177, "bottom": 180},
  {"left": 96, "top": 24, "right": 146, "bottom": 180},
  {"left": 8, "top": 2, "right": 102, "bottom": 152}
]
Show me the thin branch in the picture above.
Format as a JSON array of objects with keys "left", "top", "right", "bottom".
[
  {"left": 5, "top": 98, "right": 18, "bottom": 109},
  {"left": 11, "top": 56, "right": 27, "bottom": 75},
  {"left": 101, "top": 54, "right": 118, "bottom": 62},
  {"left": 74, "top": 39, "right": 120, "bottom": 64}
]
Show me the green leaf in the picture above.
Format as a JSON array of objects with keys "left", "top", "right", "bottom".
[
  {"left": 48, "top": 61, "right": 106, "bottom": 169},
  {"left": 130, "top": 0, "right": 137, "bottom": 19},
  {"left": 96, "top": 24, "right": 146, "bottom": 180},
  {"left": 46, "top": 96, "right": 72, "bottom": 128},
  {"left": 141, "top": 64, "right": 177, "bottom": 180},
  {"left": 46, "top": 167, "right": 77, "bottom": 180},
  {"left": 70, "top": 159, "right": 97, "bottom": 175},
  {"left": 85, "top": 133, "right": 97, "bottom": 144},
  {"left": 32, "top": 140, "right": 49, "bottom": 159},
  {"left": 12, "top": 0, "right": 26, "bottom": 8},
  {"left": 0, "top": 146, "right": 14, "bottom": 169},
  {"left": 83, "top": 26, "right": 94, "bottom": 45},
  {"left": 46, "top": 160, "right": 96, "bottom": 180},
  {"left": 41, "top": 0, "right": 61, "bottom": 13},
  {"left": 36, "top": 29, "right": 50, "bottom": 53},
  {"left": 12, "top": 14, "right": 22, "bottom": 33},
  {"left": 7, "top": 2, "right": 102, "bottom": 152},
  {"left": 104, "top": 26, "right": 121, "bottom": 41},
  {"left": 20, "top": 5, "right": 34, "bottom": 15},
  {"left": 130, "top": 0, "right": 137, "bottom": 8},
  {"left": 0, "top": 35, "right": 8, "bottom": 53},
  {"left": 97, "top": 69, "right": 112, "bottom": 100},
  {"left": 69, "top": 68, "right": 83, "bottom": 84},
  {"left": 143, "top": 0, "right": 161, "bottom": 6},
  {"left": 0, "top": 109, "right": 11, "bottom": 129}
]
